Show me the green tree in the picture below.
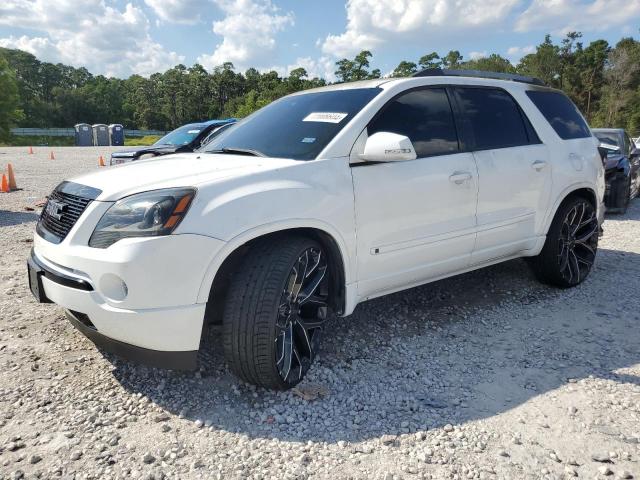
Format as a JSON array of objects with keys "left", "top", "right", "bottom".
[
  {"left": 441, "top": 50, "right": 463, "bottom": 69},
  {"left": 335, "top": 50, "right": 380, "bottom": 83},
  {"left": 0, "top": 55, "right": 23, "bottom": 140},
  {"left": 392, "top": 61, "right": 417, "bottom": 77},
  {"left": 418, "top": 52, "right": 441, "bottom": 70},
  {"left": 461, "top": 54, "right": 515, "bottom": 73}
]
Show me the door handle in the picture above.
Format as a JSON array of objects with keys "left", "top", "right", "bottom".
[
  {"left": 531, "top": 160, "right": 548, "bottom": 171},
  {"left": 449, "top": 171, "right": 472, "bottom": 184}
]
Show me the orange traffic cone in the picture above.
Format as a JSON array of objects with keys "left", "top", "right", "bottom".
[
  {"left": 7, "top": 163, "right": 17, "bottom": 190},
  {"left": 28, "top": 146, "right": 34, "bottom": 154},
  {"left": 50, "top": 151, "right": 55, "bottom": 160},
  {"left": 98, "top": 155, "right": 106, "bottom": 167},
  {"left": 1, "top": 174, "right": 9, "bottom": 193}
]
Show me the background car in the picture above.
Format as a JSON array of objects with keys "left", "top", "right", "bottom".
[
  {"left": 593, "top": 128, "right": 640, "bottom": 213},
  {"left": 110, "top": 119, "right": 236, "bottom": 165}
]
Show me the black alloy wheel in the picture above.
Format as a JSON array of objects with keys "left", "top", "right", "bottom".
[
  {"left": 556, "top": 201, "right": 599, "bottom": 285},
  {"left": 530, "top": 196, "right": 599, "bottom": 288},
  {"left": 222, "top": 236, "right": 330, "bottom": 389},
  {"left": 275, "top": 247, "right": 328, "bottom": 384}
]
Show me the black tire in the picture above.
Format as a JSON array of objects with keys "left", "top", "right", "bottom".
[
  {"left": 222, "top": 235, "right": 330, "bottom": 389},
  {"left": 529, "top": 196, "right": 599, "bottom": 288},
  {"left": 616, "top": 174, "right": 631, "bottom": 214}
]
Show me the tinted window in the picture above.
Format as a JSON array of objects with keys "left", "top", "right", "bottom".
[
  {"left": 526, "top": 90, "right": 591, "bottom": 140},
  {"left": 368, "top": 88, "right": 459, "bottom": 157},
  {"left": 205, "top": 88, "right": 381, "bottom": 160},
  {"left": 454, "top": 87, "right": 530, "bottom": 150}
]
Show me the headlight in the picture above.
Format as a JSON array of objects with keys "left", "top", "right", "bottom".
[{"left": 88, "top": 188, "right": 196, "bottom": 248}]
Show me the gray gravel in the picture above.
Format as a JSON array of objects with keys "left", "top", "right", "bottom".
[{"left": 1, "top": 146, "right": 639, "bottom": 479}]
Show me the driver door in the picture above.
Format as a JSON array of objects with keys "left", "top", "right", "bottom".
[{"left": 351, "top": 87, "right": 478, "bottom": 300}]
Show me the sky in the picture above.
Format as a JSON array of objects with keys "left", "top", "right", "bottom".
[{"left": 0, "top": 0, "right": 639, "bottom": 81}]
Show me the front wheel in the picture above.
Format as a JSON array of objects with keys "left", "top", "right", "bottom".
[
  {"left": 529, "top": 197, "right": 599, "bottom": 288},
  {"left": 222, "top": 236, "right": 330, "bottom": 389}
]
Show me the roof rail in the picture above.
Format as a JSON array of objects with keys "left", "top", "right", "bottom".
[{"left": 412, "top": 68, "right": 545, "bottom": 86}]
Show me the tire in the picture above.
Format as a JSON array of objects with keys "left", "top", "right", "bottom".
[
  {"left": 222, "top": 235, "right": 330, "bottom": 389},
  {"left": 622, "top": 176, "right": 631, "bottom": 213},
  {"left": 529, "top": 196, "right": 599, "bottom": 288}
]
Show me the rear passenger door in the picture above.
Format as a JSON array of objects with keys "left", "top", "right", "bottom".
[{"left": 452, "top": 86, "right": 551, "bottom": 264}]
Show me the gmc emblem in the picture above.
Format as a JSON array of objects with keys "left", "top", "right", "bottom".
[{"left": 45, "top": 200, "right": 67, "bottom": 220}]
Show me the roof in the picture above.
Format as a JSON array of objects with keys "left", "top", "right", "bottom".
[
  {"left": 291, "top": 75, "right": 556, "bottom": 98},
  {"left": 290, "top": 79, "right": 392, "bottom": 96},
  {"left": 202, "top": 118, "right": 236, "bottom": 126}
]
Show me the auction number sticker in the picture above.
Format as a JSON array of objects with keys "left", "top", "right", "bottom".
[{"left": 303, "top": 112, "right": 348, "bottom": 123}]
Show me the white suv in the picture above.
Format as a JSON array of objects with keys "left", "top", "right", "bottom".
[{"left": 28, "top": 70, "right": 605, "bottom": 389}]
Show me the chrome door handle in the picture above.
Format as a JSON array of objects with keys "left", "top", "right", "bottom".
[
  {"left": 449, "top": 171, "right": 472, "bottom": 184},
  {"left": 531, "top": 160, "right": 548, "bottom": 171}
]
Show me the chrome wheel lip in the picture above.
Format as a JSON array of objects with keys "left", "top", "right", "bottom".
[
  {"left": 275, "top": 247, "right": 328, "bottom": 385},
  {"left": 557, "top": 201, "right": 598, "bottom": 284}
]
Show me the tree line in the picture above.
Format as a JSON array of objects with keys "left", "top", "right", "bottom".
[{"left": 0, "top": 32, "right": 639, "bottom": 141}]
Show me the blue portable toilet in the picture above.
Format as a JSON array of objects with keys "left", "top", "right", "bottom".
[
  {"left": 109, "top": 124, "right": 124, "bottom": 146},
  {"left": 74, "top": 123, "right": 93, "bottom": 146},
  {"left": 92, "top": 124, "right": 109, "bottom": 146}
]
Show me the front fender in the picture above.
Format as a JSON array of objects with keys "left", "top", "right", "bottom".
[{"left": 195, "top": 219, "right": 354, "bottom": 304}]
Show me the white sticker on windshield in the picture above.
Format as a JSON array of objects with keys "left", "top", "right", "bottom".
[
  {"left": 187, "top": 129, "right": 201, "bottom": 134},
  {"left": 301, "top": 137, "right": 316, "bottom": 143},
  {"left": 303, "top": 112, "right": 348, "bottom": 123}
]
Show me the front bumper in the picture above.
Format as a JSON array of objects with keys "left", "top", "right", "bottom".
[
  {"left": 66, "top": 309, "right": 197, "bottom": 370},
  {"left": 29, "top": 230, "right": 225, "bottom": 368}
]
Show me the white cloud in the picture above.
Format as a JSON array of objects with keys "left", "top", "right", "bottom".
[
  {"left": 515, "top": 0, "right": 640, "bottom": 33},
  {"left": 0, "top": 1, "right": 184, "bottom": 77},
  {"left": 506, "top": 45, "right": 536, "bottom": 60},
  {"left": 144, "top": 0, "right": 208, "bottom": 25},
  {"left": 469, "top": 51, "right": 487, "bottom": 60},
  {"left": 321, "top": 0, "right": 520, "bottom": 58},
  {"left": 286, "top": 56, "right": 336, "bottom": 82},
  {"left": 197, "top": 0, "right": 294, "bottom": 71}
]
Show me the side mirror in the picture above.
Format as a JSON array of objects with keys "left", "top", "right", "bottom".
[
  {"left": 597, "top": 146, "right": 608, "bottom": 162},
  {"left": 359, "top": 132, "right": 417, "bottom": 163}
]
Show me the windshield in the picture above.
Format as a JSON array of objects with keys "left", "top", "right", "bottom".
[
  {"left": 204, "top": 88, "right": 381, "bottom": 160},
  {"left": 155, "top": 124, "right": 205, "bottom": 146}
]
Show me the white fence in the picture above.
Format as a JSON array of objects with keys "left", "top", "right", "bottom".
[{"left": 11, "top": 128, "right": 167, "bottom": 137}]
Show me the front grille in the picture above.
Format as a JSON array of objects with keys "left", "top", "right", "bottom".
[{"left": 37, "top": 184, "right": 97, "bottom": 244}]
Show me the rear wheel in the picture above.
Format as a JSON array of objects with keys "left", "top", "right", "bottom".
[
  {"left": 222, "top": 236, "right": 330, "bottom": 389},
  {"left": 529, "top": 196, "right": 599, "bottom": 288}
]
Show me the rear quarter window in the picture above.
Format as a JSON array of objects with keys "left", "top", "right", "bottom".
[{"left": 525, "top": 90, "right": 591, "bottom": 140}]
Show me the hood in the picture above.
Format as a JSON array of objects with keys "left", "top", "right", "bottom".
[
  {"left": 111, "top": 145, "right": 180, "bottom": 157},
  {"left": 68, "top": 153, "right": 299, "bottom": 201}
]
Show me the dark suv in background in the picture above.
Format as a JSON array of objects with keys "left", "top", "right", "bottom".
[
  {"left": 110, "top": 119, "right": 236, "bottom": 165},
  {"left": 593, "top": 128, "right": 640, "bottom": 213}
]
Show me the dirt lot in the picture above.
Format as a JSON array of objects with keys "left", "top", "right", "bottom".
[{"left": 0, "top": 146, "right": 639, "bottom": 480}]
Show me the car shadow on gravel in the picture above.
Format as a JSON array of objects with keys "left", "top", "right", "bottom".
[
  {"left": 108, "top": 206, "right": 640, "bottom": 444},
  {"left": 0, "top": 209, "right": 39, "bottom": 227}
]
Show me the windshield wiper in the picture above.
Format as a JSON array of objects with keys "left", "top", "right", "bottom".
[{"left": 208, "top": 147, "right": 265, "bottom": 157}]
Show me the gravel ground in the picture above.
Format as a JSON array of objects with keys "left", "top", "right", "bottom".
[{"left": 1, "top": 146, "right": 639, "bottom": 480}]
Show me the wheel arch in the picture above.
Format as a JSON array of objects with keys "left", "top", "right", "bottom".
[
  {"left": 197, "top": 222, "right": 351, "bottom": 324},
  {"left": 542, "top": 184, "right": 598, "bottom": 236}
]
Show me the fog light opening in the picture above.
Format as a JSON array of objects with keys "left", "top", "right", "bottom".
[{"left": 99, "top": 273, "right": 129, "bottom": 302}]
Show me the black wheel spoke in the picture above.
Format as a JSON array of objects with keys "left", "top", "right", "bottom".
[
  {"left": 556, "top": 200, "right": 598, "bottom": 285},
  {"left": 275, "top": 246, "right": 329, "bottom": 385},
  {"left": 574, "top": 223, "right": 598, "bottom": 244},
  {"left": 298, "top": 266, "right": 327, "bottom": 304}
]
